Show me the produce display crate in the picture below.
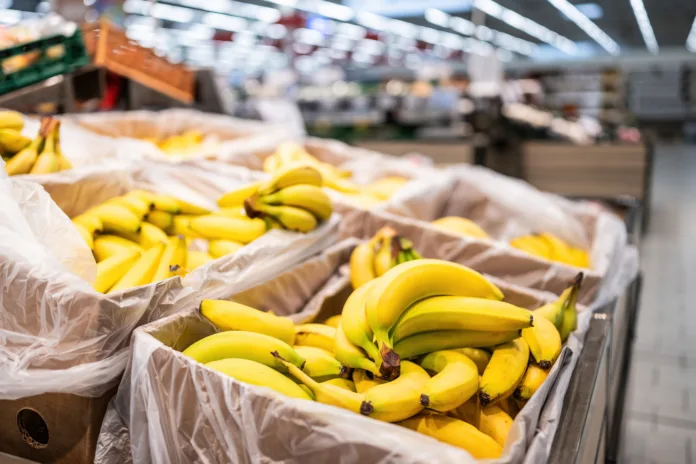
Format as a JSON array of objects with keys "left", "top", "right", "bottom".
[
  {"left": 81, "top": 20, "right": 194, "bottom": 103},
  {"left": 0, "top": 31, "right": 89, "bottom": 95},
  {"left": 355, "top": 140, "right": 475, "bottom": 165}
]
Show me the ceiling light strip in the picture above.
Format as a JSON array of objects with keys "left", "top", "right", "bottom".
[
  {"left": 546, "top": 0, "right": 621, "bottom": 55},
  {"left": 688, "top": 16, "right": 696, "bottom": 52},
  {"left": 627, "top": 0, "right": 658, "bottom": 53}
]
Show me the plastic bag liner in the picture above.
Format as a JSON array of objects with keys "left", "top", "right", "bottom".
[
  {"left": 0, "top": 162, "right": 339, "bottom": 400},
  {"left": 64, "top": 109, "right": 302, "bottom": 163},
  {"left": 95, "top": 238, "right": 576, "bottom": 464},
  {"left": 11, "top": 115, "right": 136, "bottom": 217},
  {"left": 345, "top": 164, "right": 639, "bottom": 306}
]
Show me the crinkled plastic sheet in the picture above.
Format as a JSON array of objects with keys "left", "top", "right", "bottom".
[{"left": 96, "top": 239, "right": 575, "bottom": 464}]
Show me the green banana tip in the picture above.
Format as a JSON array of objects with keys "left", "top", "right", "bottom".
[{"left": 359, "top": 400, "right": 374, "bottom": 416}]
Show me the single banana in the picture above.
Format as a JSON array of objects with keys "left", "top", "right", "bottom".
[
  {"left": 214, "top": 207, "right": 247, "bottom": 219},
  {"left": 246, "top": 201, "right": 317, "bottom": 233},
  {"left": 0, "top": 110, "right": 25, "bottom": 131},
  {"left": 74, "top": 223, "right": 93, "bottom": 249},
  {"left": 139, "top": 222, "right": 169, "bottom": 248},
  {"left": 349, "top": 241, "right": 376, "bottom": 289},
  {"left": 568, "top": 247, "right": 590, "bottom": 268},
  {"left": 171, "top": 234, "right": 187, "bottom": 276},
  {"left": 200, "top": 299, "right": 295, "bottom": 346},
  {"left": 0, "top": 129, "right": 31, "bottom": 154},
  {"left": 360, "top": 361, "right": 430, "bottom": 422},
  {"left": 187, "top": 250, "right": 214, "bottom": 270},
  {"left": 510, "top": 235, "right": 550, "bottom": 259},
  {"left": 109, "top": 242, "right": 165, "bottom": 293},
  {"left": 205, "top": 358, "right": 312, "bottom": 400},
  {"left": 93, "top": 235, "right": 143, "bottom": 262},
  {"left": 395, "top": 330, "right": 519, "bottom": 360},
  {"left": 151, "top": 236, "right": 177, "bottom": 283},
  {"left": 72, "top": 214, "right": 103, "bottom": 235},
  {"left": 480, "top": 337, "right": 530, "bottom": 407},
  {"left": 322, "top": 315, "right": 341, "bottom": 328},
  {"left": 189, "top": 215, "right": 266, "bottom": 243},
  {"left": 521, "top": 315, "right": 561, "bottom": 369},
  {"left": 398, "top": 413, "right": 503, "bottom": 459},
  {"left": 372, "top": 235, "right": 394, "bottom": 277},
  {"left": 145, "top": 210, "right": 174, "bottom": 233},
  {"left": 29, "top": 119, "right": 60, "bottom": 174},
  {"left": 174, "top": 198, "right": 211, "bottom": 215},
  {"left": 52, "top": 122, "right": 71, "bottom": 171},
  {"left": 322, "top": 378, "right": 356, "bottom": 392},
  {"left": 295, "top": 324, "right": 336, "bottom": 353},
  {"left": 420, "top": 350, "right": 479, "bottom": 413},
  {"left": 4, "top": 131, "right": 43, "bottom": 176},
  {"left": 431, "top": 216, "right": 489, "bottom": 239},
  {"left": 183, "top": 331, "right": 305, "bottom": 369},
  {"left": 87, "top": 204, "right": 142, "bottom": 235},
  {"left": 217, "top": 181, "right": 263, "bottom": 208},
  {"left": 171, "top": 215, "right": 201, "bottom": 237},
  {"left": 258, "top": 184, "right": 332, "bottom": 221},
  {"left": 539, "top": 232, "right": 574, "bottom": 264},
  {"left": 275, "top": 352, "right": 364, "bottom": 414},
  {"left": 452, "top": 348, "right": 491, "bottom": 375},
  {"left": 391, "top": 296, "right": 533, "bottom": 343},
  {"left": 479, "top": 404, "right": 514, "bottom": 447},
  {"left": 108, "top": 196, "right": 151, "bottom": 218},
  {"left": 150, "top": 194, "right": 181, "bottom": 214},
  {"left": 559, "top": 283, "right": 579, "bottom": 342},
  {"left": 208, "top": 239, "right": 244, "bottom": 258},
  {"left": 534, "top": 286, "right": 572, "bottom": 329},
  {"left": 352, "top": 369, "right": 386, "bottom": 393},
  {"left": 93, "top": 250, "right": 140, "bottom": 293},
  {"left": 334, "top": 324, "right": 380, "bottom": 376},
  {"left": 257, "top": 164, "right": 323, "bottom": 196},
  {"left": 294, "top": 346, "right": 346, "bottom": 380},
  {"left": 340, "top": 281, "right": 382, "bottom": 370},
  {"left": 125, "top": 189, "right": 155, "bottom": 207},
  {"left": 514, "top": 363, "right": 549, "bottom": 401}
]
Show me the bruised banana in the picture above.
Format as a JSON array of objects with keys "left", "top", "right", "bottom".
[
  {"left": 217, "top": 181, "right": 263, "bottom": 208},
  {"left": 395, "top": 330, "right": 519, "bottom": 360},
  {"left": 200, "top": 299, "right": 295, "bottom": 346},
  {"left": 352, "top": 369, "right": 386, "bottom": 393},
  {"left": 183, "top": 331, "right": 305, "bottom": 369},
  {"left": 360, "top": 361, "right": 430, "bottom": 422},
  {"left": 205, "top": 358, "right": 312, "bottom": 400},
  {"left": 451, "top": 393, "right": 481, "bottom": 428},
  {"left": 420, "top": 350, "right": 479, "bottom": 413},
  {"left": 334, "top": 324, "right": 380, "bottom": 376},
  {"left": 294, "top": 346, "right": 347, "bottom": 380},
  {"left": 515, "top": 363, "right": 549, "bottom": 401},
  {"left": 295, "top": 324, "right": 336, "bottom": 353},
  {"left": 349, "top": 241, "right": 376, "bottom": 289},
  {"left": 479, "top": 404, "right": 514, "bottom": 447},
  {"left": 340, "top": 281, "right": 382, "bottom": 369},
  {"left": 109, "top": 242, "right": 165, "bottom": 293},
  {"left": 208, "top": 239, "right": 244, "bottom": 258},
  {"left": 189, "top": 215, "right": 266, "bottom": 243},
  {"left": 258, "top": 184, "right": 332, "bottom": 221},
  {"left": 93, "top": 250, "right": 140, "bottom": 293},
  {"left": 93, "top": 235, "right": 143, "bottom": 262},
  {"left": 521, "top": 315, "right": 561, "bottom": 369},
  {"left": 257, "top": 164, "right": 323, "bottom": 196},
  {"left": 480, "top": 337, "right": 530, "bottom": 407}
]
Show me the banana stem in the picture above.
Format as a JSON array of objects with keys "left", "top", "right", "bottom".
[{"left": 378, "top": 343, "right": 401, "bottom": 380}]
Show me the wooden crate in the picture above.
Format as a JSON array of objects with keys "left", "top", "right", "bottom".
[{"left": 81, "top": 20, "right": 194, "bottom": 103}]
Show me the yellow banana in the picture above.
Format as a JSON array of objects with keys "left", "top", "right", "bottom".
[
  {"left": 214, "top": 207, "right": 247, "bottom": 219},
  {"left": 522, "top": 316, "right": 561, "bottom": 369},
  {"left": 392, "top": 297, "right": 533, "bottom": 342},
  {"left": 294, "top": 346, "right": 346, "bottom": 380},
  {"left": 200, "top": 299, "right": 295, "bottom": 346},
  {"left": 295, "top": 324, "right": 336, "bottom": 352},
  {"left": 559, "top": 277, "right": 580, "bottom": 342},
  {"left": 0, "top": 110, "right": 25, "bottom": 131},
  {"left": 5, "top": 131, "right": 43, "bottom": 175},
  {"left": 87, "top": 204, "right": 142, "bottom": 235},
  {"left": 183, "top": 331, "right": 305, "bottom": 369},
  {"left": 510, "top": 235, "right": 550, "bottom": 259},
  {"left": 322, "top": 378, "right": 356, "bottom": 392},
  {"left": 499, "top": 397, "right": 521, "bottom": 419},
  {"left": 398, "top": 413, "right": 503, "bottom": 459},
  {"left": 257, "top": 164, "right": 323, "bottom": 196},
  {"left": 539, "top": 233, "right": 575, "bottom": 264},
  {"left": 217, "top": 181, "right": 263, "bottom": 208},
  {"left": 52, "top": 123, "right": 71, "bottom": 172},
  {"left": 514, "top": 363, "right": 549, "bottom": 401},
  {"left": 480, "top": 337, "right": 530, "bottom": 407},
  {"left": 108, "top": 196, "right": 151, "bottom": 218},
  {"left": 93, "top": 250, "right": 140, "bottom": 293},
  {"left": 568, "top": 247, "right": 590, "bottom": 268},
  {"left": 452, "top": 348, "right": 491, "bottom": 375},
  {"left": 372, "top": 235, "right": 393, "bottom": 277},
  {"left": 334, "top": 324, "right": 380, "bottom": 376},
  {"left": 150, "top": 194, "right": 180, "bottom": 214},
  {"left": 208, "top": 239, "right": 244, "bottom": 258},
  {"left": 349, "top": 242, "right": 376, "bottom": 289},
  {"left": 151, "top": 236, "right": 177, "bottom": 283},
  {"left": 419, "top": 350, "right": 479, "bottom": 413},
  {"left": 72, "top": 214, "right": 103, "bottom": 234},
  {"left": 171, "top": 214, "right": 200, "bottom": 237},
  {"left": 187, "top": 250, "right": 214, "bottom": 270},
  {"left": 534, "top": 285, "right": 573, "bottom": 329},
  {"left": 322, "top": 315, "right": 341, "bottom": 328},
  {"left": 174, "top": 198, "right": 211, "bottom": 215},
  {"left": 140, "top": 222, "right": 169, "bottom": 248},
  {"left": 395, "top": 330, "right": 519, "bottom": 360},
  {"left": 109, "top": 243, "right": 165, "bottom": 292},
  {"left": 145, "top": 210, "right": 174, "bottom": 233},
  {"left": 29, "top": 119, "right": 60, "bottom": 174},
  {"left": 0, "top": 129, "right": 31, "bottom": 154},
  {"left": 189, "top": 215, "right": 266, "bottom": 243},
  {"left": 479, "top": 404, "right": 514, "bottom": 447},
  {"left": 359, "top": 361, "right": 430, "bottom": 422},
  {"left": 431, "top": 216, "right": 489, "bottom": 239},
  {"left": 363, "top": 176, "right": 408, "bottom": 201},
  {"left": 205, "top": 358, "right": 312, "bottom": 400},
  {"left": 93, "top": 235, "right": 143, "bottom": 262},
  {"left": 451, "top": 393, "right": 481, "bottom": 428},
  {"left": 258, "top": 184, "right": 332, "bottom": 221},
  {"left": 352, "top": 369, "right": 386, "bottom": 393},
  {"left": 125, "top": 190, "right": 155, "bottom": 207},
  {"left": 246, "top": 200, "right": 317, "bottom": 233},
  {"left": 340, "top": 281, "right": 382, "bottom": 369},
  {"left": 74, "top": 223, "right": 93, "bottom": 249}
]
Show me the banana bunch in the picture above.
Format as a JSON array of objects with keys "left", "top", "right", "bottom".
[
  {"left": 349, "top": 226, "right": 422, "bottom": 289},
  {"left": 431, "top": 216, "right": 490, "bottom": 239},
  {"left": 3, "top": 116, "right": 72, "bottom": 176},
  {"left": 218, "top": 165, "right": 332, "bottom": 233},
  {"left": 153, "top": 130, "right": 205, "bottom": 157},
  {"left": 510, "top": 232, "right": 590, "bottom": 269}
]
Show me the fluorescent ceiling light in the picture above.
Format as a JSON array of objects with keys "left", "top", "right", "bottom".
[
  {"left": 151, "top": 4, "right": 194, "bottom": 23},
  {"left": 688, "top": 16, "right": 696, "bottom": 52},
  {"left": 474, "top": 0, "right": 577, "bottom": 55},
  {"left": 0, "top": 9, "right": 21, "bottom": 25},
  {"left": 575, "top": 3, "right": 603, "bottom": 20},
  {"left": 424, "top": 8, "right": 449, "bottom": 27},
  {"left": 315, "top": 2, "right": 353, "bottom": 21},
  {"left": 547, "top": 0, "right": 620, "bottom": 55},
  {"left": 203, "top": 12, "right": 247, "bottom": 31},
  {"left": 627, "top": 0, "right": 658, "bottom": 53}
]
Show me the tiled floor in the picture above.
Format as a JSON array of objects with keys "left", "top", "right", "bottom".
[{"left": 622, "top": 145, "right": 696, "bottom": 463}]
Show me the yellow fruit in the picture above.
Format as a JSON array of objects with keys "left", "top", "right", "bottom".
[
  {"left": 217, "top": 182, "right": 263, "bottom": 208},
  {"left": 419, "top": 350, "right": 479, "bottom": 413},
  {"left": 187, "top": 250, "right": 214, "bottom": 270},
  {"left": 189, "top": 215, "right": 266, "bottom": 243},
  {"left": 208, "top": 239, "right": 244, "bottom": 258},
  {"left": 360, "top": 361, "right": 430, "bottom": 422},
  {"left": 294, "top": 324, "right": 336, "bottom": 353},
  {"left": 109, "top": 243, "right": 165, "bottom": 293},
  {"left": 431, "top": 217, "right": 489, "bottom": 239},
  {"left": 480, "top": 338, "right": 530, "bottom": 407},
  {"left": 479, "top": 404, "right": 514, "bottom": 447},
  {"left": 93, "top": 250, "right": 140, "bottom": 293},
  {"left": 322, "top": 315, "right": 341, "bottom": 328},
  {"left": 514, "top": 363, "right": 549, "bottom": 401},
  {"left": 349, "top": 241, "right": 376, "bottom": 289},
  {"left": 200, "top": 300, "right": 295, "bottom": 346}
]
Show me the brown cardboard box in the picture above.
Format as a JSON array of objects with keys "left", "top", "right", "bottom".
[{"left": 0, "top": 387, "right": 117, "bottom": 464}]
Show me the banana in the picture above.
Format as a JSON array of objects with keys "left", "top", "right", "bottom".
[
  {"left": 420, "top": 350, "right": 479, "bottom": 413},
  {"left": 398, "top": 413, "right": 503, "bottom": 459},
  {"left": 392, "top": 297, "right": 533, "bottom": 343},
  {"left": 171, "top": 234, "right": 187, "bottom": 275},
  {"left": 275, "top": 352, "right": 364, "bottom": 414},
  {"left": 183, "top": 331, "right": 305, "bottom": 369},
  {"left": 145, "top": 210, "right": 174, "bottom": 233},
  {"left": 151, "top": 236, "right": 178, "bottom": 283},
  {"left": 522, "top": 316, "right": 561, "bottom": 369},
  {"left": 171, "top": 215, "right": 200, "bottom": 237},
  {"left": 363, "top": 176, "right": 408, "bottom": 201},
  {"left": 539, "top": 233, "right": 575, "bottom": 264},
  {"left": 4, "top": 131, "right": 43, "bottom": 176},
  {"left": 295, "top": 324, "right": 336, "bottom": 353},
  {"left": 109, "top": 242, "right": 165, "bottom": 293},
  {"left": 349, "top": 242, "right": 376, "bottom": 289},
  {"left": 395, "top": 330, "right": 519, "bottom": 360},
  {"left": 257, "top": 164, "right": 323, "bottom": 196},
  {"left": 174, "top": 199, "right": 211, "bottom": 215},
  {"left": 93, "top": 250, "right": 140, "bottom": 293},
  {"left": 214, "top": 207, "right": 247, "bottom": 219},
  {"left": 360, "top": 361, "right": 430, "bottom": 422},
  {"left": 366, "top": 260, "right": 504, "bottom": 360},
  {"left": 189, "top": 215, "right": 266, "bottom": 243},
  {"left": 294, "top": 346, "right": 346, "bottom": 380},
  {"left": 29, "top": 119, "right": 60, "bottom": 174},
  {"left": 568, "top": 247, "right": 590, "bottom": 268},
  {"left": 322, "top": 378, "right": 356, "bottom": 392},
  {"left": 431, "top": 216, "right": 489, "bottom": 239},
  {"left": 208, "top": 239, "right": 244, "bottom": 258},
  {"left": 125, "top": 189, "right": 155, "bottom": 206},
  {"left": 87, "top": 204, "right": 142, "bottom": 235},
  {"left": 0, "top": 129, "right": 31, "bottom": 154},
  {"left": 479, "top": 404, "right": 514, "bottom": 447},
  {"left": 515, "top": 363, "right": 549, "bottom": 401},
  {"left": 93, "top": 235, "right": 143, "bottom": 262},
  {"left": 452, "top": 348, "right": 491, "bottom": 375},
  {"left": 140, "top": 222, "right": 169, "bottom": 248},
  {"left": 150, "top": 194, "right": 181, "bottom": 214},
  {"left": 217, "top": 181, "right": 263, "bottom": 208},
  {"left": 245, "top": 200, "right": 317, "bottom": 233},
  {"left": 205, "top": 358, "right": 312, "bottom": 400},
  {"left": 559, "top": 284, "right": 579, "bottom": 342},
  {"left": 534, "top": 286, "right": 572, "bottom": 329},
  {"left": 72, "top": 214, "right": 103, "bottom": 234},
  {"left": 372, "top": 235, "right": 394, "bottom": 277},
  {"left": 480, "top": 337, "right": 529, "bottom": 407},
  {"left": 108, "top": 196, "right": 151, "bottom": 218},
  {"left": 352, "top": 369, "right": 386, "bottom": 393},
  {"left": 451, "top": 393, "right": 481, "bottom": 428},
  {"left": 322, "top": 315, "right": 341, "bottom": 328},
  {"left": 340, "top": 281, "right": 382, "bottom": 370},
  {"left": 74, "top": 223, "right": 93, "bottom": 249},
  {"left": 52, "top": 122, "right": 71, "bottom": 172},
  {"left": 334, "top": 324, "right": 380, "bottom": 376},
  {"left": 0, "top": 110, "right": 25, "bottom": 131},
  {"left": 319, "top": 169, "right": 361, "bottom": 194},
  {"left": 187, "top": 250, "right": 214, "bottom": 270},
  {"left": 200, "top": 300, "right": 295, "bottom": 346},
  {"left": 510, "top": 235, "right": 550, "bottom": 259},
  {"left": 258, "top": 184, "right": 332, "bottom": 221}
]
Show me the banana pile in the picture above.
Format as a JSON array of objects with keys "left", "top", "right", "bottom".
[
  {"left": 181, "top": 260, "right": 583, "bottom": 459},
  {"left": 510, "top": 232, "right": 590, "bottom": 268},
  {"left": 349, "top": 226, "right": 422, "bottom": 289},
  {"left": 2, "top": 115, "right": 73, "bottom": 176},
  {"left": 143, "top": 130, "right": 206, "bottom": 157},
  {"left": 431, "top": 216, "right": 490, "bottom": 239},
  {"left": 263, "top": 142, "right": 409, "bottom": 208}
]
